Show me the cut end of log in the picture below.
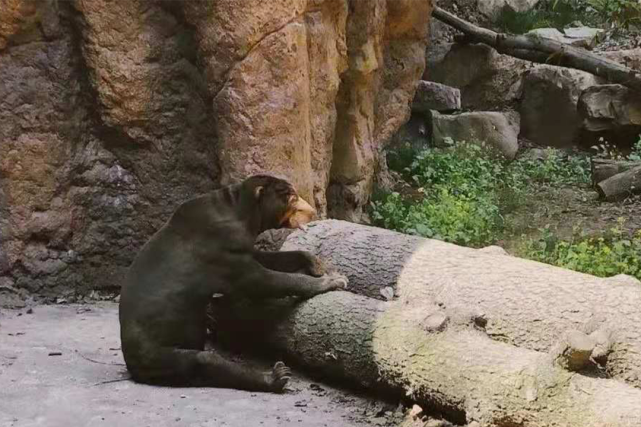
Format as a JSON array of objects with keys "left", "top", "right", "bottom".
[{"left": 596, "top": 165, "right": 641, "bottom": 201}]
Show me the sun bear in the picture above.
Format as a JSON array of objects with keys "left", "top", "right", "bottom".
[{"left": 119, "top": 174, "right": 347, "bottom": 392}]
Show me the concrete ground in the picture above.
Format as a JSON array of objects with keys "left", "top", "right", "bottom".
[{"left": 0, "top": 303, "right": 403, "bottom": 427}]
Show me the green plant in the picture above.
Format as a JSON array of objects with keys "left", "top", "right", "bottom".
[
  {"left": 628, "top": 136, "right": 641, "bottom": 161},
  {"left": 374, "top": 141, "right": 594, "bottom": 247},
  {"left": 495, "top": 0, "right": 598, "bottom": 34},
  {"left": 495, "top": 8, "right": 553, "bottom": 34},
  {"left": 588, "top": 0, "right": 641, "bottom": 29},
  {"left": 370, "top": 189, "right": 502, "bottom": 247},
  {"left": 405, "top": 142, "right": 508, "bottom": 194},
  {"left": 373, "top": 142, "right": 510, "bottom": 247},
  {"left": 386, "top": 142, "right": 422, "bottom": 177},
  {"left": 593, "top": 135, "right": 641, "bottom": 161},
  {"left": 511, "top": 149, "right": 591, "bottom": 186},
  {"left": 522, "top": 221, "right": 641, "bottom": 280}
]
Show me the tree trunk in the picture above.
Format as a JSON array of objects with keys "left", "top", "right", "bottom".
[
  {"left": 591, "top": 158, "right": 641, "bottom": 187},
  {"left": 281, "top": 220, "right": 641, "bottom": 390},
  {"left": 596, "top": 165, "right": 641, "bottom": 201},
  {"left": 214, "top": 220, "right": 641, "bottom": 426},
  {"left": 432, "top": 7, "right": 641, "bottom": 92}
]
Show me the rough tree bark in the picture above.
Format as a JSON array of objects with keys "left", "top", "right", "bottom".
[
  {"left": 280, "top": 220, "right": 641, "bottom": 390},
  {"left": 216, "top": 221, "right": 641, "bottom": 426},
  {"left": 432, "top": 7, "right": 641, "bottom": 91}
]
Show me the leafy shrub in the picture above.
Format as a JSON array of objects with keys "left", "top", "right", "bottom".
[
  {"left": 371, "top": 189, "right": 502, "bottom": 247},
  {"left": 386, "top": 142, "right": 421, "bottom": 177},
  {"left": 588, "top": 0, "right": 641, "bottom": 29},
  {"left": 511, "top": 149, "right": 591, "bottom": 186},
  {"left": 495, "top": 8, "right": 553, "bottom": 34},
  {"left": 373, "top": 142, "right": 592, "bottom": 248},
  {"left": 495, "top": 0, "right": 597, "bottom": 34},
  {"left": 377, "top": 139, "right": 639, "bottom": 281},
  {"left": 405, "top": 142, "right": 507, "bottom": 194},
  {"left": 522, "top": 223, "right": 641, "bottom": 280}
]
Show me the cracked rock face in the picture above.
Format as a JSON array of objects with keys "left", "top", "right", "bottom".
[{"left": 0, "top": 0, "right": 431, "bottom": 303}]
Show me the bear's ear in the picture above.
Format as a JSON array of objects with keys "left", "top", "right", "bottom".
[
  {"left": 288, "top": 194, "right": 297, "bottom": 205},
  {"left": 254, "top": 186, "right": 264, "bottom": 199}
]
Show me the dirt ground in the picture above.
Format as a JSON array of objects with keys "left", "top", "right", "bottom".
[
  {"left": 500, "top": 183, "right": 641, "bottom": 254},
  {"left": 0, "top": 303, "right": 413, "bottom": 427}
]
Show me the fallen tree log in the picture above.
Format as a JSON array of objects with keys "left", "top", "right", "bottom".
[
  {"left": 596, "top": 165, "right": 641, "bottom": 201},
  {"left": 281, "top": 220, "right": 641, "bottom": 390},
  {"left": 213, "top": 223, "right": 641, "bottom": 425},
  {"left": 219, "top": 293, "right": 641, "bottom": 426},
  {"left": 432, "top": 7, "right": 641, "bottom": 91},
  {"left": 591, "top": 158, "right": 641, "bottom": 187}
]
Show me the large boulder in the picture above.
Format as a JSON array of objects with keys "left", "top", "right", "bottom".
[
  {"left": 412, "top": 80, "right": 461, "bottom": 113},
  {"left": 0, "top": 0, "right": 432, "bottom": 304},
  {"left": 425, "top": 43, "right": 529, "bottom": 110},
  {"left": 579, "top": 85, "right": 641, "bottom": 131},
  {"left": 563, "top": 27, "right": 604, "bottom": 49},
  {"left": 578, "top": 85, "right": 641, "bottom": 149},
  {"left": 519, "top": 65, "right": 601, "bottom": 148},
  {"left": 438, "top": 0, "right": 540, "bottom": 22},
  {"left": 478, "top": 0, "right": 540, "bottom": 19},
  {"left": 431, "top": 111, "right": 520, "bottom": 159}
]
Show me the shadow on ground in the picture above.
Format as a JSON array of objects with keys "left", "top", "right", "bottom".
[{"left": 0, "top": 303, "right": 402, "bottom": 427}]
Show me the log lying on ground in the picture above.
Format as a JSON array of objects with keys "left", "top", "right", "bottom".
[
  {"left": 215, "top": 241, "right": 641, "bottom": 425},
  {"left": 281, "top": 220, "right": 641, "bottom": 390},
  {"left": 596, "top": 165, "right": 641, "bottom": 201},
  {"left": 591, "top": 158, "right": 641, "bottom": 187},
  {"left": 432, "top": 7, "right": 641, "bottom": 91}
]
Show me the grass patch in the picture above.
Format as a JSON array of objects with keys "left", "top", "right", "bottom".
[
  {"left": 374, "top": 143, "right": 590, "bottom": 248},
  {"left": 520, "top": 222, "right": 641, "bottom": 280}
]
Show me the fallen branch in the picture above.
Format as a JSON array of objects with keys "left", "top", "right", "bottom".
[{"left": 432, "top": 7, "right": 641, "bottom": 91}]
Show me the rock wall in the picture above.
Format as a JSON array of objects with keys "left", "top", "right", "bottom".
[{"left": 0, "top": 0, "right": 431, "bottom": 304}]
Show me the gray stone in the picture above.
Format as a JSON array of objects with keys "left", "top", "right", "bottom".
[
  {"left": 388, "top": 113, "right": 431, "bottom": 154},
  {"left": 426, "top": 43, "right": 528, "bottom": 110},
  {"left": 578, "top": 84, "right": 641, "bottom": 149},
  {"left": 527, "top": 28, "right": 567, "bottom": 43},
  {"left": 579, "top": 85, "right": 641, "bottom": 132},
  {"left": 527, "top": 27, "right": 603, "bottom": 49},
  {"left": 479, "top": 0, "right": 540, "bottom": 19},
  {"left": 412, "top": 81, "right": 461, "bottom": 113},
  {"left": 564, "top": 27, "right": 604, "bottom": 48},
  {"left": 519, "top": 65, "right": 601, "bottom": 148},
  {"left": 431, "top": 111, "right": 520, "bottom": 159},
  {"left": 0, "top": 277, "right": 27, "bottom": 309}
]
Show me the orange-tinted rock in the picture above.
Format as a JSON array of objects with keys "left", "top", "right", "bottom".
[{"left": 0, "top": 0, "right": 432, "bottom": 303}]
